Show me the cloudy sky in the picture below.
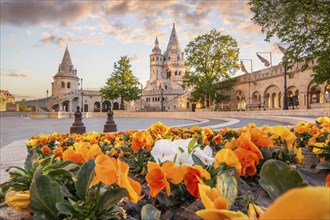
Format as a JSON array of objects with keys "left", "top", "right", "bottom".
[{"left": 1, "top": 0, "right": 284, "bottom": 101}]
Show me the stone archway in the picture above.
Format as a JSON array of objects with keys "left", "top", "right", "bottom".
[
  {"left": 52, "top": 104, "right": 59, "bottom": 112},
  {"left": 113, "top": 102, "right": 119, "bottom": 110},
  {"left": 251, "top": 91, "right": 261, "bottom": 103},
  {"left": 235, "top": 90, "right": 246, "bottom": 111},
  {"left": 102, "top": 101, "right": 111, "bottom": 112},
  {"left": 94, "top": 102, "right": 101, "bottom": 112},
  {"left": 264, "top": 85, "right": 281, "bottom": 109},
  {"left": 61, "top": 101, "right": 69, "bottom": 112}
]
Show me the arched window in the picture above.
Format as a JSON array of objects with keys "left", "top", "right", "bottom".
[
  {"left": 61, "top": 82, "right": 65, "bottom": 88},
  {"left": 325, "top": 84, "right": 330, "bottom": 102},
  {"left": 310, "top": 85, "right": 321, "bottom": 103},
  {"left": 157, "top": 57, "right": 159, "bottom": 61},
  {"left": 67, "top": 82, "right": 71, "bottom": 89}
]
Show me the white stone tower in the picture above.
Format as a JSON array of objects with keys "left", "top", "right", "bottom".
[
  {"left": 149, "top": 37, "right": 163, "bottom": 82},
  {"left": 142, "top": 23, "right": 186, "bottom": 111},
  {"left": 51, "top": 45, "right": 80, "bottom": 97},
  {"left": 163, "top": 23, "right": 185, "bottom": 82}
]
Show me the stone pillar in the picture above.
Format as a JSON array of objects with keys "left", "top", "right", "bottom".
[
  {"left": 103, "top": 109, "right": 117, "bottom": 132},
  {"left": 70, "top": 106, "right": 86, "bottom": 134}
]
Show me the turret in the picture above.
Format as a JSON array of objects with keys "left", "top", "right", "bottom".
[
  {"left": 149, "top": 36, "right": 163, "bottom": 81},
  {"left": 52, "top": 45, "right": 80, "bottom": 97}
]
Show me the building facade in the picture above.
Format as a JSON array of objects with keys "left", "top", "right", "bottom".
[
  {"left": 45, "top": 25, "right": 329, "bottom": 113},
  {"left": 46, "top": 46, "right": 120, "bottom": 112},
  {"left": 141, "top": 23, "right": 188, "bottom": 111},
  {"left": 0, "top": 90, "right": 16, "bottom": 111}
]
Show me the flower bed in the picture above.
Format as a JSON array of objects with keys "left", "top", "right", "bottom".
[{"left": 1, "top": 118, "right": 329, "bottom": 219}]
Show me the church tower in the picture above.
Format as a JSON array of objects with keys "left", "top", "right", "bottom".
[
  {"left": 142, "top": 23, "right": 185, "bottom": 111},
  {"left": 52, "top": 45, "right": 80, "bottom": 97},
  {"left": 163, "top": 23, "right": 185, "bottom": 82},
  {"left": 149, "top": 37, "right": 163, "bottom": 82}
]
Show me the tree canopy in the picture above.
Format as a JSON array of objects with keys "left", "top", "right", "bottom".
[
  {"left": 100, "top": 56, "right": 140, "bottom": 110},
  {"left": 183, "top": 29, "right": 239, "bottom": 107},
  {"left": 249, "top": 0, "right": 330, "bottom": 84}
]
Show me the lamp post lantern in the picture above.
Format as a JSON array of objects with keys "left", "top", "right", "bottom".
[
  {"left": 160, "top": 88, "right": 164, "bottom": 112},
  {"left": 81, "top": 78, "right": 84, "bottom": 112},
  {"left": 140, "top": 83, "right": 143, "bottom": 110}
]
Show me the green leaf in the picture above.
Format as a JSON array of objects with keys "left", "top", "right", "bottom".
[
  {"left": 96, "top": 187, "right": 127, "bottom": 211},
  {"left": 30, "top": 167, "right": 64, "bottom": 219},
  {"left": 56, "top": 201, "right": 80, "bottom": 218},
  {"left": 47, "top": 169, "right": 74, "bottom": 180},
  {"left": 188, "top": 138, "right": 197, "bottom": 154},
  {"left": 192, "top": 153, "right": 206, "bottom": 167},
  {"left": 141, "top": 204, "right": 161, "bottom": 220},
  {"left": 24, "top": 150, "right": 39, "bottom": 171},
  {"left": 75, "top": 159, "right": 95, "bottom": 200},
  {"left": 215, "top": 173, "right": 237, "bottom": 209},
  {"left": 259, "top": 159, "right": 308, "bottom": 200}
]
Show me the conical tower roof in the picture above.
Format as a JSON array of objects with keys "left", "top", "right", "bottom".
[
  {"left": 54, "top": 45, "right": 77, "bottom": 78},
  {"left": 152, "top": 36, "right": 161, "bottom": 53},
  {"left": 165, "top": 23, "right": 182, "bottom": 53}
]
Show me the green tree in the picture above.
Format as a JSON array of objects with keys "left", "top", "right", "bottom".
[
  {"left": 183, "top": 29, "right": 240, "bottom": 108},
  {"left": 100, "top": 56, "right": 140, "bottom": 110},
  {"left": 249, "top": 0, "right": 330, "bottom": 84}
]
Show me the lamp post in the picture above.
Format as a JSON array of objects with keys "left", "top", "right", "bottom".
[
  {"left": 160, "top": 88, "right": 164, "bottom": 112},
  {"left": 81, "top": 78, "right": 84, "bottom": 112},
  {"left": 140, "top": 83, "right": 143, "bottom": 110},
  {"left": 240, "top": 59, "right": 253, "bottom": 106},
  {"left": 278, "top": 45, "right": 289, "bottom": 110}
]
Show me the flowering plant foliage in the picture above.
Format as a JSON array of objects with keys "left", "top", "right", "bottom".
[{"left": 1, "top": 118, "right": 329, "bottom": 219}]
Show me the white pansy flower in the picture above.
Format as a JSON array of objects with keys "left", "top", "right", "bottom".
[
  {"left": 150, "top": 139, "right": 177, "bottom": 163},
  {"left": 193, "top": 146, "right": 215, "bottom": 165}
]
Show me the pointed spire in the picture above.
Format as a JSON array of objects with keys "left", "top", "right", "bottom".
[
  {"left": 165, "top": 22, "right": 182, "bottom": 54},
  {"left": 55, "top": 45, "right": 77, "bottom": 77},
  {"left": 152, "top": 36, "right": 161, "bottom": 53},
  {"left": 154, "top": 36, "right": 159, "bottom": 48}
]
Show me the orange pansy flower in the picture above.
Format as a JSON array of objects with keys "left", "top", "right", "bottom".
[
  {"left": 91, "top": 154, "right": 143, "bottom": 203},
  {"left": 40, "top": 145, "right": 51, "bottom": 154},
  {"left": 234, "top": 148, "right": 259, "bottom": 176},
  {"left": 212, "top": 134, "right": 222, "bottom": 145},
  {"left": 249, "top": 128, "right": 273, "bottom": 148},
  {"left": 131, "top": 131, "right": 154, "bottom": 153},
  {"left": 117, "top": 158, "right": 143, "bottom": 203},
  {"left": 146, "top": 162, "right": 170, "bottom": 198},
  {"left": 183, "top": 165, "right": 211, "bottom": 198},
  {"left": 146, "top": 161, "right": 184, "bottom": 198},
  {"left": 238, "top": 133, "right": 263, "bottom": 160},
  {"left": 53, "top": 147, "right": 63, "bottom": 158},
  {"left": 326, "top": 174, "right": 330, "bottom": 188},
  {"left": 62, "top": 148, "right": 85, "bottom": 163},
  {"left": 214, "top": 149, "right": 242, "bottom": 178},
  {"left": 148, "top": 121, "right": 170, "bottom": 137},
  {"left": 260, "top": 187, "right": 330, "bottom": 220},
  {"left": 198, "top": 184, "right": 228, "bottom": 210}
]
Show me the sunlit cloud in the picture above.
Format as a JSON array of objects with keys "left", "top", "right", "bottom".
[
  {"left": 0, "top": 73, "right": 30, "bottom": 78},
  {"left": 129, "top": 54, "right": 143, "bottom": 62},
  {"left": 0, "top": 1, "right": 96, "bottom": 26},
  {"left": 38, "top": 32, "right": 104, "bottom": 47}
]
